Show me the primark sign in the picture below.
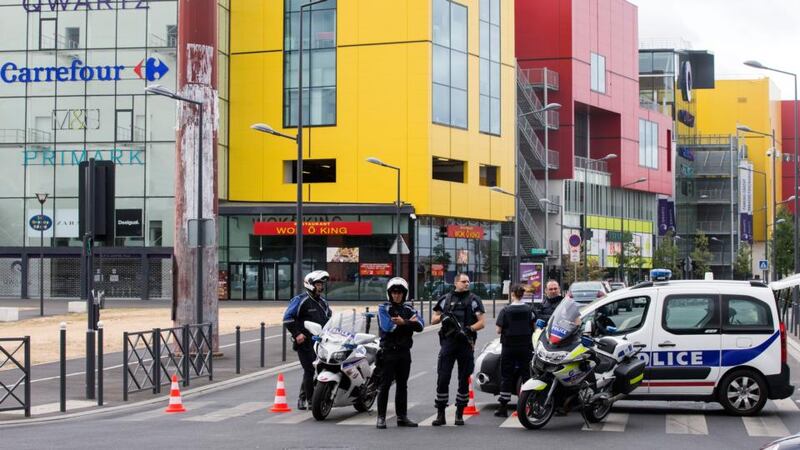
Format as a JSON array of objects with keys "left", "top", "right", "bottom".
[
  {"left": 1, "top": 57, "right": 168, "bottom": 83},
  {"left": 24, "top": 149, "right": 145, "bottom": 166},
  {"left": 22, "top": 0, "right": 149, "bottom": 12}
]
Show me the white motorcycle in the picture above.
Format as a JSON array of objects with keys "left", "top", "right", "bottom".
[{"left": 304, "top": 311, "right": 381, "bottom": 421}]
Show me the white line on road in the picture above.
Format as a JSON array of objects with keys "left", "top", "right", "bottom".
[
  {"left": 499, "top": 413, "right": 523, "bottom": 428},
  {"left": 742, "top": 415, "right": 790, "bottom": 437},
  {"left": 0, "top": 400, "right": 97, "bottom": 416},
  {"left": 418, "top": 403, "right": 484, "bottom": 427},
  {"left": 582, "top": 412, "right": 628, "bottom": 432},
  {"left": 407, "top": 371, "right": 428, "bottom": 382},
  {"left": 772, "top": 398, "right": 800, "bottom": 412},
  {"left": 118, "top": 401, "right": 215, "bottom": 421},
  {"left": 183, "top": 402, "right": 267, "bottom": 423},
  {"left": 337, "top": 403, "right": 418, "bottom": 426},
  {"left": 666, "top": 414, "right": 708, "bottom": 435},
  {"left": 261, "top": 410, "right": 316, "bottom": 425}
]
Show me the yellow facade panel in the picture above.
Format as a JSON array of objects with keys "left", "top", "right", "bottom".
[{"left": 230, "top": 0, "right": 283, "bottom": 54}]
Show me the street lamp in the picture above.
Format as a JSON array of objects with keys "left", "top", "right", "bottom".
[
  {"left": 744, "top": 60, "right": 799, "bottom": 281},
  {"left": 710, "top": 236, "right": 724, "bottom": 276},
  {"left": 35, "top": 192, "right": 48, "bottom": 317},
  {"left": 738, "top": 124, "right": 779, "bottom": 281},
  {"left": 145, "top": 84, "right": 205, "bottom": 325},
  {"left": 366, "top": 157, "right": 402, "bottom": 277},
  {"left": 582, "top": 153, "right": 618, "bottom": 280},
  {"left": 619, "top": 177, "right": 647, "bottom": 283},
  {"left": 249, "top": 0, "right": 328, "bottom": 295},
  {"left": 490, "top": 186, "right": 518, "bottom": 283}
]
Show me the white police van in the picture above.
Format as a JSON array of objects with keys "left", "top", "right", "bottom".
[{"left": 580, "top": 269, "right": 795, "bottom": 415}]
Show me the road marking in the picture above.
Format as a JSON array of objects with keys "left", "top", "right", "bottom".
[
  {"left": 582, "top": 413, "right": 628, "bottom": 432},
  {"left": 118, "top": 401, "right": 215, "bottom": 421},
  {"left": 742, "top": 415, "right": 790, "bottom": 437},
  {"left": 499, "top": 413, "right": 523, "bottom": 428},
  {"left": 407, "top": 371, "right": 428, "bottom": 382},
  {"left": 337, "top": 403, "right": 417, "bottom": 426},
  {"left": 183, "top": 402, "right": 266, "bottom": 423},
  {"left": 418, "top": 403, "right": 484, "bottom": 427},
  {"left": 0, "top": 400, "right": 97, "bottom": 416},
  {"left": 665, "top": 414, "right": 708, "bottom": 435},
  {"left": 261, "top": 410, "right": 315, "bottom": 425},
  {"left": 772, "top": 398, "right": 800, "bottom": 412}
]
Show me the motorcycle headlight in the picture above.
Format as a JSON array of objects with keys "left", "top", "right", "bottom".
[
  {"left": 331, "top": 350, "right": 351, "bottom": 363},
  {"left": 316, "top": 345, "right": 329, "bottom": 360}
]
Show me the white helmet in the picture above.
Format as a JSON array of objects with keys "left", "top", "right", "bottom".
[
  {"left": 304, "top": 270, "right": 330, "bottom": 292},
  {"left": 386, "top": 277, "right": 409, "bottom": 302}
]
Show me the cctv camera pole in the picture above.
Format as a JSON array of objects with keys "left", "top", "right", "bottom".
[{"left": 174, "top": 0, "right": 219, "bottom": 349}]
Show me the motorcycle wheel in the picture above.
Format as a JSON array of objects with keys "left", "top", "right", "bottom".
[
  {"left": 354, "top": 377, "right": 378, "bottom": 412},
  {"left": 583, "top": 400, "right": 612, "bottom": 423},
  {"left": 516, "top": 389, "right": 554, "bottom": 429},
  {"left": 312, "top": 381, "right": 336, "bottom": 421}
]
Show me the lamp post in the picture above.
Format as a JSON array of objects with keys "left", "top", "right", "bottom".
[
  {"left": 619, "top": 177, "right": 647, "bottom": 283},
  {"left": 744, "top": 60, "right": 798, "bottom": 281},
  {"left": 580, "top": 153, "right": 618, "bottom": 280},
  {"left": 490, "top": 186, "right": 518, "bottom": 284},
  {"left": 710, "top": 236, "right": 724, "bottom": 276},
  {"left": 35, "top": 193, "right": 48, "bottom": 316},
  {"left": 738, "top": 125, "right": 779, "bottom": 281},
  {"left": 740, "top": 165, "right": 768, "bottom": 279},
  {"left": 366, "top": 157, "right": 402, "bottom": 276},
  {"left": 145, "top": 84, "right": 205, "bottom": 325},
  {"left": 249, "top": 0, "right": 327, "bottom": 294}
]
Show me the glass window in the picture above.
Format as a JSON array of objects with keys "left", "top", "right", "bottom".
[
  {"left": 432, "top": 157, "right": 465, "bottom": 183},
  {"left": 724, "top": 296, "right": 773, "bottom": 332},
  {"left": 283, "top": 0, "right": 336, "bottom": 127},
  {"left": 432, "top": 0, "right": 467, "bottom": 129},
  {"left": 480, "top": 0, "right": 501, "bottom": 135},
  {"left": 663, "top": 295, "right": 720, "bottom": 334},
  {"left": 638, "top": 119, "right": 658, "bottom": 169},
  {"left": 587, "top": 296, "right": 650, "bottom": 336},
  {"left": 479, "top": 165, "right": 498, "bottom": 187},
  {"left": 591, "top": 52, "right": 606, "bottom": 93}
]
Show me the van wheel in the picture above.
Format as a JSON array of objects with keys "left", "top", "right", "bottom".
[{"left": 718, "top": 369, "right": 767, "bottom": 416}]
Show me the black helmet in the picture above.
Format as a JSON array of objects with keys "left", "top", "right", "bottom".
[{"left": 386, "top": 277, "right": 409, "bottom": 302}]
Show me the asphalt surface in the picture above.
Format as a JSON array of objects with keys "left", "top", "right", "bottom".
[{"left": 3, "top": 317, "right": 800, "bottom": 450}]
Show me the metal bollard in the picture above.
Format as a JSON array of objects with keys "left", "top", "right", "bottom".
[
  {"left": 282, "top": 326, "right": 287, "bottom": 362},
  {"left": 86, "top": 329, "right": 95, "bottom": 400},
  {"left": 260, "top": 322, "right": 266, "bottom": 368},
  {"left": 152, "top": 328, "right": 161, "bottom": 394},
  {"left": 492, "top": 297, "right": 496, "bottom": 318},
  {"left": 428, "top": 298, "right": 433, "bottom": 324},
  {"left": 123, "top": 332, "right": 129, "bottom": 401},
  {"left": 365, "top": 307, "right": 372, "bottom": 334},
  {"left": 97, "top": 321, "right": 104, "bottom": 406},
  {"left": 60, "top": 322, "right": 66, "bottom": 412},
  {"left": 235, "top": 325, "right": 241, "bottom": 374}
]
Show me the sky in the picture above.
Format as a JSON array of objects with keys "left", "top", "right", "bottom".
[{"left": 629, "top": 0, "right": 800, "bottom": 100}]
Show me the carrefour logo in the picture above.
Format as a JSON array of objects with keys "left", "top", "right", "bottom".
[{"left": 0, "top": 57, "right": 169, "bottom": 83}]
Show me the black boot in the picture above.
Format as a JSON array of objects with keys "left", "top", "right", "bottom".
[
  {"left": 455, "top": 406, "right": 465, "bottom": 425},
  {"left": 494, "top": 403, "right": 508, "bottom": 418},
  {"left": 297, "top": 397, "right": 307, "bottom": 411},
  {"left": 376, "top": 416, "right": 387, "bottom": 429},
  {"left": 397, "top": 416, "right": 418, "bottom": 427},
  {"left": 431, "top": 408, "right": 447, "bottom": 426}
]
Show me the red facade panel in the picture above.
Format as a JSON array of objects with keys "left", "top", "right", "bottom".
[
  {"left": 781, "top": 100, "right": 798, "bottom": 213},
  {"left": 515, "top": 0, "right": 673, "bottom": 196}
]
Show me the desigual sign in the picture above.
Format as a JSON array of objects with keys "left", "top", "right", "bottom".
[
  {"left": 0, "top": 57, "right": 168, "bottom": 83},
  {"left": 22, "top": 0, "right": 149, "bottom": 12}
]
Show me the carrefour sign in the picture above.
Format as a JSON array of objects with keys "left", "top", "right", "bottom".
[{"left": 1, "top": 57, "right": 168, "bottom": 83}]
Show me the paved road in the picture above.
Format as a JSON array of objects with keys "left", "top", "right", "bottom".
[{"left": 2, "top": 322, "right": 800, "bottom": 450}]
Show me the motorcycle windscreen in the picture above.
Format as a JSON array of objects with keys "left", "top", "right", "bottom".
[
  {"left": 322, "top": 311, "right": 368, "bottom": 343},
  {"left": 547, "top": 298, "right": 583, "bottom": 345}
]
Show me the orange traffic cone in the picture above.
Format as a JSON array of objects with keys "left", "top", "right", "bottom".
[
  {"left": 463, "top": 376, "right": 479, "bottom": 416},
  {"left": 164, "top": 374, "right": 186, "bottom": 413},
  {"left": 269, "top": 373, "right": 292, "bottom": 413}
]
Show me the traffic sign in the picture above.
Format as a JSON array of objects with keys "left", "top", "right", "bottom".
[
  {"left": 570, "top": 246, "right": 580, "bottom": 262},
  {"left": 758, "top": 260, "right": 769, "bottom": 271},
  {"left": 530, "top": 248, "right": 547, "bottom": 256},
  {"left": 389, "top": 235, "right": 410, "bottom": 255},
  {"left": 568, "top": 234, "right": 582, "bottom": 247}
]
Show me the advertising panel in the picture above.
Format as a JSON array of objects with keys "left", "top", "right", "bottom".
[
  {"left": 326, "top": 247, "right": 359, "bottom": 263},
  {"left": 254, "top": 221, "right": 373, "bottom": 236},
  {"left": 359, "top": 263, "right": 392, "bottom": 276},
  {"left": 519, "top": 262, "right": 544, "bottom": 303}
]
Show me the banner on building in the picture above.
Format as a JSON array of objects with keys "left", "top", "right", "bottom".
[
  {"left": 446, "top": 225, "right": 485, "bottom": 239},
  {"left": 359, "top": 263, "right": 392, "bottom": 276},
  {"left": 431, "top": 264, "right": 445, "bottom": 277},
  {"left": 115, "top": 209, "right": 143, "bottom": 237},
  {"left": 740, "top": 213, "right": 753, "bottom": 244},
  {"left": 326, "top": 247, "right": 359, "bottom": 263},
  {"left": 657, "top": 199, "right": 676, "bottom": 236},
  {"left": 739, "top": 161, "right": 753, "bottom": 215},
  {"left": 519, "top": 262, "right": 543, "bottom": 303},
  {"left": 27, "top": 208, "right": 79, "bottom": 238},
  {"left": 254, "top": 221, "right": 373, "bottom": 236}
]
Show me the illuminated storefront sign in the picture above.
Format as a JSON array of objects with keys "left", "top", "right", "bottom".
[
  {"left": 23, "top": 149, "right": 145, "bottom": 166},
  {"left": 253, "top": 221, "right": 373, "bottom": 236},
  {"left": 446, "top": 224, "right": 485, "bottom": 239}
]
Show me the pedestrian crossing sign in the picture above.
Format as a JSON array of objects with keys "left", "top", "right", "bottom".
[{"left": 759, "top": 260, "right": 769, "bottom": 271}]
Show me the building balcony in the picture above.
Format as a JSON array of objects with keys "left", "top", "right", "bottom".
[{"left": 521, "top": 67, "right": 559, "bottom": 91}]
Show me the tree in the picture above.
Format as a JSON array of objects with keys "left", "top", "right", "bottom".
[
  {"left": 561, "top": 251, "right": 605, "bottom": 285},
  {"left": 690, "top": 232, "right": 713, "bottom": 279},
  {"left": 734, "top": 242, "right": 752, "bottom": 280},
  {"left": 774, "top": 207, "right": 795, "bottom": 279},
  {"left": 622, "top": 233, "right": 643, "bottom": 283},
  {"left": 653, "top": 230, "right": 682, "bottom": 277}
]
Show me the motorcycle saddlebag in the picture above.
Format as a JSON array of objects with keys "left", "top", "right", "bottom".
[{"left": 612, "top": 358, "right": 646, "bottom": 394}]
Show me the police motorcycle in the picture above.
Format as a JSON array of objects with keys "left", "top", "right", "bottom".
[
  {"left": 516, "top": 297, "right": 646, "bottom": 429},
  {"left": 304, "top": 310, "right": 381, "bottom": 421}
]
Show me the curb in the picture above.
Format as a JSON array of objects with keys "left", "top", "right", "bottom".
[{"left": 2, "top": 323, "right": 443, "bottom": 427}]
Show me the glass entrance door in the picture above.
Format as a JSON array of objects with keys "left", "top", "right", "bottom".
[
  {"left": 229, "top": 262, "right": 296, "bottom": 301},
  {"left": 262, "top": 263, "right": 276, "bottom": 300},
  {"left": 229, "top": 263, "right": 244, "bottom": 299},
  {"left": 277, "top": 263, "right": 293, "bottom": 300},
  {"left": 244, "top": 263, "right": 261, "bottom": 300}
]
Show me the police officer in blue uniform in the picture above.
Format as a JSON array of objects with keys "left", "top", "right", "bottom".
[
  {"left": 376, "top": 277, "right": 424, "bottom": 429},
  {"left": 493, "top": 284, "right": 536, "bottom": 417},
  {"left": 282, "top": 270, "right": 332, "bottom": 410},
  {"left": 431, "top": 273, "right": 485, "bottom": 426}
]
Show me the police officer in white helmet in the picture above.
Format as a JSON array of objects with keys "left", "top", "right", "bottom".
[{"left": 282, "top": 270, "right": 332, "bottom": 410}]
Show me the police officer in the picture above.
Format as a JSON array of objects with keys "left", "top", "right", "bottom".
[
  {"left": 493, "top": 284, "right": 535, "bottom": 417},
  {"left": 282, "top": 270, "right": 332, "bottom": 410},
  {"left": 533, "top": 279, "right": 564, "bottom": 324},
  {"left": 430, "top": 272, "right": 485, "bottom": 426},
  {"left": 375, "top": 277, "right": 424, "bottom": 429}
]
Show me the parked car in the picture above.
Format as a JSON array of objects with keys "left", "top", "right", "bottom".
[
  {"left": 566, "top": 281, "right": 615, "bottom": 313},
  {"left": 608, "top": 281, "right": 627, "bottom": 291}
]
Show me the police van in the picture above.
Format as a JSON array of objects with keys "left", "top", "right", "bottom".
[{"left": 579, "top": 269, "right": 796, "bottom": 415}]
